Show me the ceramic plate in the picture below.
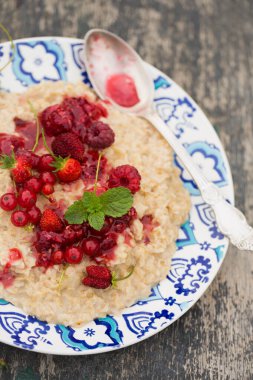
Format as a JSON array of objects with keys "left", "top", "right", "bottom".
[{"left": 0, "top": 37, "right": 233, "bottom": 355}]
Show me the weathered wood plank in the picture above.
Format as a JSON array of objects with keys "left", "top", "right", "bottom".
[{"left": 0, "top": 0, "right": 252, "bottom": 379}]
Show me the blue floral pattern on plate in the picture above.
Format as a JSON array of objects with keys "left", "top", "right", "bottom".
[{"left": 0, "top": 37, "right": 234, "bottom": 355}]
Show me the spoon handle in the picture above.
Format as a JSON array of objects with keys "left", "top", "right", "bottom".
[{"left": 146, "top": 112, "right": 253, "bottom": 251}]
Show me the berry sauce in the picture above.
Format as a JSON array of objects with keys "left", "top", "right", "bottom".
[
  {"left": 14, "top": 118, "right": 37, "bottom": 150},
  {"left": 141, "top": 215, "right": 158, "bottom": 245},
  {"left": 0, "top": 133, "right": 25, "bottom": 155},
  {"left": 0, "top": 270, "right": 15, "bottom": 288},
  {"left": 106, "top": 73, "right": 140, "bottom": 107},
  {"left": 0, "top": 248, "right": 22, "bottom": 288}
]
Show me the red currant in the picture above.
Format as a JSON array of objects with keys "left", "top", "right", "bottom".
[
  {"left": 81, "top": 238, "right": 100, "bottom": 257},
  {"left": 100, "top": 233, "right": 117, "bottom": 252},
  {"left": 27, "top": 206, "right": 42, "bottom": 225},
  {"left": 38, "top": 154, "right": 55, "bottom": 172},
  {"left": 11, "top": 210, "right": 29, "bottom": 227},
  {"left": 41, "top": 184, "right": 54, "bottom": 195},
  {"left": 25, "top": 177, "right": 43, "bottom": 193},
  {"left": 40, "top": 171, "right": 56, "bottom": 185},
  {"left": 17, "top": 189, "right": 37, "bottom": 210},
  {"left": 51, "top": 250, "right": 64, "bottom": 265},
  {"left": 62, "top": 228, "right": 76, "bottom": 244},
  {"left": 16, "top": 150, "right": 40, "bottom": 169},
  {"left": 111, "top": 219, "right": 127, "bottom": 233},
  {"left": 0, "top": 193, "right": 17, "bottom": 211},
  {"left": 64, "top": 246, "right": 83, "bottom": 264}
]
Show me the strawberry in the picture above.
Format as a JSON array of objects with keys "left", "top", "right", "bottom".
[
  {"left": 82, "top": 276, "right": 111, "bottom": 289},
  {"left": 0, "top": 152, "right": 32, "bottom": 183},
  {"left": 40, "top": 209, "right": 64, "bottom": 232},
  {"left": 82, "top": 265, "right": 112, "bottom": 289},
  {"left": 86, "top": 265, "right": 112, "bottom": 281},
  {"left": 51, "top": 132, "right": 85, "bottom": 161},
  {"left": 53, "top": 157, "right": 82, "bottom": 183},
  {"left": 82, "top": 265, "right": 135, "bottom": 289}
]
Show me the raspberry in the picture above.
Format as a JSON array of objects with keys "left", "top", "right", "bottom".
[
  {"left": 108, "top": 165, "right": 141, "bottom": 193},
  {"left": 39, "top": 104, "right": 73, "bottom": 136},
  {"left": 86, "top": 121, "right": 115, "bottom": 149},
  {"left": 51, "top": 132, "right": 85, "bottom": 161}
]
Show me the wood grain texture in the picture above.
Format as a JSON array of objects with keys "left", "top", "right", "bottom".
[{"left": 0, "top": 0, "right": 253, "bottom": 379}]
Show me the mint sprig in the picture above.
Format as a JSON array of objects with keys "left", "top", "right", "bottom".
[{"left": 65, "top": 186, "right": 133, "bottom": 230}]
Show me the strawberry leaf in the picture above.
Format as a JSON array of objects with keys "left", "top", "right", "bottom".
[
  {"left": 88, "top": 211, "right": 105, "bottom": 231},
  {"left": 64, "top": 200, "right": 88, "bottom": 224},
  {"left": 100, "top": 187, "right": 133, "bottom": 217},
  {"left": 0, "top": 152, "right": 15, "bottom": 169}
]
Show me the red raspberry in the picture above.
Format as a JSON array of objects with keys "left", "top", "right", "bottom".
[
  {"left": 51, "top": 132, "right": 84, "bottom": 161},
  {"left": 86, "top": 121, "right": 115, "bottom": 149},
  {"left": 39, "top": 104, "right": 73, "bottom": 136},
  {"left": 108, "top": 165, "right": 141, "bottom": 194}
]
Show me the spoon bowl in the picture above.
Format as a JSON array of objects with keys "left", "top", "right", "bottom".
[{"left": 83, "top": 29, "right": 154, "bottom": 115}]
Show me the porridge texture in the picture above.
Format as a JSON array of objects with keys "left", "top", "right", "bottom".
[{"left": 0, "top": 82, "right": 190, "bottom": 326}]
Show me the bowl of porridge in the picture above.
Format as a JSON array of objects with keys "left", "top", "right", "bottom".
[{"left": 0, "top": 37, "right": 233, "bottom": 355}]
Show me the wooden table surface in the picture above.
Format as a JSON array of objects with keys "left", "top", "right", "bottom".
[{"left": 0, "top": 0, "right": 253, "bottom": 379}]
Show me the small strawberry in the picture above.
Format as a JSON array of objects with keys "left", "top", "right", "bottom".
[
  {"left": 53, "top": 157, "right": 82, "bottom": 183},
  {"left": 86, "top": 265, "right": 112, "bottom": 281},
  {"left": 82, "top": 276, "right": 111, "bottom": 289},
  {"left": 82, "top": 265, "right": 112, "bottom": 289},
  {"left": 0, "top": 152, "right": 32, "bottom": 183},
  {"left": 40, "top": 209, "right": 64, "bottom": 232},
  {"left": 51, "top": 132, "right": 85, "bottom": 161},
  {"left": 82, "top": 265, "right": 134, "bottom": 289}
]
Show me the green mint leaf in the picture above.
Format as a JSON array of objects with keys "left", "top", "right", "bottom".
[
  {"left": 82, "top": 191, "right": 102, "bottom": 213},
  {"left": 88, "top": 211, "right": 105, "bottom": 231},
  {"left": 64, "top": 200, "right": 88, "bottom": 224},
  {"left": 100, "top": 187, "right": 133, "bottom": 218}
]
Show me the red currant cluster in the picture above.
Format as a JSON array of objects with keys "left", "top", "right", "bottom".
[
  {"left": 35, "top": 208, "right": 137, "bottom": 268},
  {"left": 0, "top": 153, "right": 57, "bottom": 227}
]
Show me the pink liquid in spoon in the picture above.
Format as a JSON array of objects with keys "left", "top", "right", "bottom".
[{"left": 106, "top": 73, "right": 140, "bottom": 107}]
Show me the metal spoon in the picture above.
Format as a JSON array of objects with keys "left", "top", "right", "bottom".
[{"left": 83, "top": 28, "right": 253, "bottom": 251}]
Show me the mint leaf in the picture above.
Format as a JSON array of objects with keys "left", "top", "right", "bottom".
[
  {"left": 88, "top": 211, "right": 105, "bottom": 231},
  {"left": 64, "top": 200, "right": 88, "bottom": 224},
  {"left": 100, "top": 187, "right": 133, "bottom": 217},
  {"left": 82, "top": 191, "right": 102, "bottom": 213}
]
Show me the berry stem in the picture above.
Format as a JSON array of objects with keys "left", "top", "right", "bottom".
[
  {"left": 0, "top": 23, "right": 15, "bottom": 73},
  {"left": 57, "top": 263, "right": 69, "bottom": 292},
  {"left": 27, "top": 100, "right": 40, "bottom": 153},
  {"left": 93, "top": 151, "right": 103, "bottom": 193},
  {"left": 111, "top": 265, "right": 135, "bottom": 288},
  {"left": 41, "top": 127, "right": 56, "bottom": 159}
]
